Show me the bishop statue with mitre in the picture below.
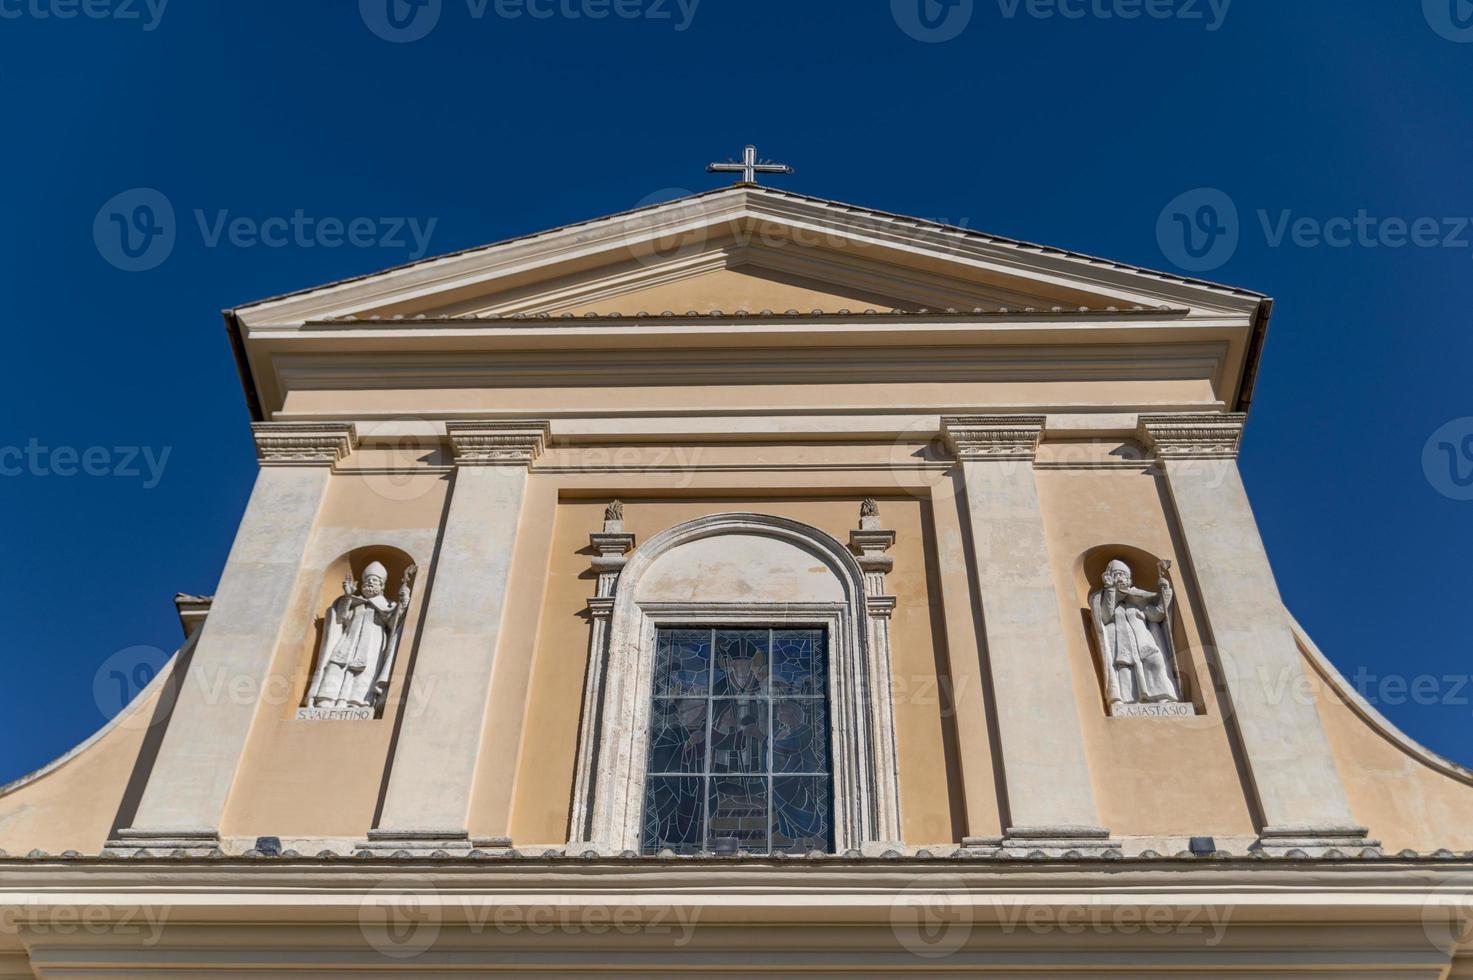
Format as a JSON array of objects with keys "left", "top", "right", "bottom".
[{"left": 307, "top": 561, "right": 416, "bottom": 711}]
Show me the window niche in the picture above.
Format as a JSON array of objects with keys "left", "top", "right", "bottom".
[
  {"left": 1077, "top": 544, "right": 1198, "bottom": 718},
  {"left": 569, "top": 510, "right": 902, "bottom": 855},
  {"left": 294, "top": 545, "right": 419, "bottom": 721}
]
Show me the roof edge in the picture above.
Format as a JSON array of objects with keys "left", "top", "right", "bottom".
[{"left": 228, "top": 185, "right": 1269, "bottom": 316}]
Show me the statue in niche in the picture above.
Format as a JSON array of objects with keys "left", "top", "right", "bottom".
[
  {"left": 1089, "top": 558, "right": 1184, "bottom": 712},
  {"left": 306, "top": 561, "right": 417, "bottom": 713}
]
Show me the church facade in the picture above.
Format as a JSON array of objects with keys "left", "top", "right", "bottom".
[{"left": 4, "top": 184, "right": 1473, "bottom": 976}]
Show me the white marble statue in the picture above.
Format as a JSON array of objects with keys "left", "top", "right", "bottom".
[
  {"left": 1089, "top": 558, "right": 1183, "bottom": 711},
  {"left": 306, "top": 561, "right": 416, "bottom": 711}
]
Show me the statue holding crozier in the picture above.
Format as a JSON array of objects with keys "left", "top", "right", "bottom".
[
  {"left": 306, "top": 561, "right": 417, "bottom": 713},
  {"left": 1089, "top": 558, "right": 1184, "bottom": 712}
]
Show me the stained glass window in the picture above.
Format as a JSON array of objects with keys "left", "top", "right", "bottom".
[{"left": 642, "top": 627, "right": 831, "bottom": 854}]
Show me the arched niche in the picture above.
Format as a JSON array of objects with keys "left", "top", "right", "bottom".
[
  {"left": 572, "top": 513, "right": 901, "bottom": 853},
  {"left": 293, "top": 544, "right": 418, "bottom": 716},
  {"left": 1076, "top": 543, "right": 1199, "bottom": 712}
]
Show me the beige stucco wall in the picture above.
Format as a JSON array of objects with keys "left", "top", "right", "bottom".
[
  {"left": 277, "top": 376, "right": 1222, "bottom": 421},
  {"left": 496, "top": 489, "right": 971, "bottom": 847},
  {"left": 10, "top": 435, "right": 1473, "bottom": 855},
  {"left": 220, "top": 451, "right": 450, "bottom": 839},
  {"left": 0, "top": 669, "right": 171, "bottom": 855},
  {"left": 1036, "top": 441, "right": 1258, "bottom": 839},
  {"left": 1304, "top": 638, "right": 1473, "bottom": 852},
  {"left": 560, "top": 266, "right": 911, "bottom": 316}
]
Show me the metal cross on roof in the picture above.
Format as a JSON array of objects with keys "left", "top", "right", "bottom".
[{"left": 707, "top": 144, "right": 794, "bottom": 185}]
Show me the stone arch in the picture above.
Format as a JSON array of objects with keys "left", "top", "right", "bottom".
[{"left": 572, "top": 513, "right": 901, "bottom": 853}]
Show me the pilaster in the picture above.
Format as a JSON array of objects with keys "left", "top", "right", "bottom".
[
  {"left": 850, "top": 500, "right": 902, "bottom": 847},
  {"left": 941, "top": 416, "right": 1113, "bottom": 855},
  {"left": 109, "top": 422, "right": 355, "bottom": 856},
  {"left": 1139, "top": 413, "right": 1375, "bottom": 856},
  {"left": 367, "top": 421, "right": 550, "bottom": 856},
  {"left": 568, "top": 503, "right": 636, "bottom": 845}
]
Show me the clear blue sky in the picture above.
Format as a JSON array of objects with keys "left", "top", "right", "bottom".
[{"left": 3, "top": 0, "right": 1472, "bottom": 783}]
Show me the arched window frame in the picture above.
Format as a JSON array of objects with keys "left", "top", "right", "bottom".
[{"left": 569, "top": 513, "right": 902, "bottom": 854}]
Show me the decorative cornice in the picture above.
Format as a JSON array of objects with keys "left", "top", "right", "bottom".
[
  {"left": 940, "top": 415, "right": 1046, "bottom": 462},
  {"left": 445, "top": 420, "right": 551, "bottom": 467},
  {"left": 1136, "top": 413, "right": 1246, "bottom": 460},
  {"left": 250, "top": 422, "right": 357, "bottom": 467}
]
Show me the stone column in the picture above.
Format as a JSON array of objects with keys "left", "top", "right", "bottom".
[
  {"left": 941, "top": 416, "right": 1113, "bottom": 854},
  {"left": 568, "top": 502, "right": 636, "bottom": 845},
  {"left": 112, "top": 423, "right": 355, "bottom": 855},
  {"left": 849, "top": 499, "right": 903, "bottom": 847},
  {"left": 368, "top": 420, "right": 550, "bottom": 855},
  {"left": 1138, "top": 414, "right": 1373, "bottom": 855}
]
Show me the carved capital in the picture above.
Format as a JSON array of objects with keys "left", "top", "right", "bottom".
[
  {"left": 446, "top": 420, "right": 551, "bottom": 467},
  {"left": 590, "top": 514, "right": 637, "bottom": 601},
  {"left": 251, "top": 422, "right": 357, "bottom": 467},
  {"left": 851, "top": 499, "right": 897, "bottom": 595},
  {"left": 940, "top": 415, "right": 1046, "bottom": 462},
  {"left": 850, "top": 529, "right": 896, "bottom": 575},
  {"left": 1137, "top": 413, "right": 1246, "bottom": 460},
  {"left": 865, "top": 594, "right": 897, "bottom": 619}
]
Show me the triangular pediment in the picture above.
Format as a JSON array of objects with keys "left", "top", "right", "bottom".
[
  {"left": 228, "top": 186, "right": 1271, "bottom": 418},
  {"left": 235, "top": 186, "right": 1265, "bottom": 326}
]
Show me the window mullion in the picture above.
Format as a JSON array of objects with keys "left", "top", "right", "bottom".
[
  {"left": 702, "top": 627, "right": 715, "bottom": 851},
  {"left": 767, "top": 626, "right": 775, "bottom": 854}
]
